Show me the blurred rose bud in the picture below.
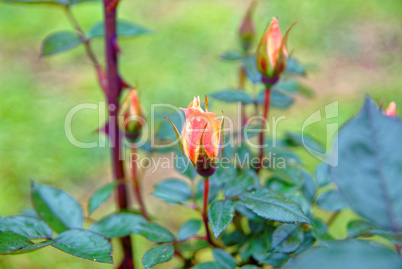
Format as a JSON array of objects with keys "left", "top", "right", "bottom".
[
  {"left": 166, "top": 96, "right": 224, "bottom": 177},
  {"left": 119, "top": 90, "right": 145, "bottom": 141},
  {"left": 256, "top": 17, "right": 296, "bottom": 82},
  {"left": 384, "top": 101, "right": 396, "bottom": 117},
  {"left": 238, "top": 1, "right": 256, "bottom": 52}
]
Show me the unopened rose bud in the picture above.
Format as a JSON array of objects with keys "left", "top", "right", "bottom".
[
  {"left": 119, "top": 90, "right": 145, "bottom": 141},
  {"left": 384, "top": 101, "right": 396, "bottom": 117},
  {"left": 256, "top": 17, "right": 296, "bottom": 82},
  {"left": 238, "top": 1, "right": 256, "bottom": 52},
  {"left": 166, "top": 96, "right": 224, "bottom": 177}
]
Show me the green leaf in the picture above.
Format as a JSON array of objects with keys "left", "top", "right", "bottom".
[
  {"left": 193, "top": 262, "right": 226, "bottom": 269},
  {"left": 284, "top": 132, "right": 324, "bottom": 154},
  {"left": 153, "top": 179, "right": 191, "bottom": 204},
  {"left": 260, "top": 252, "right": 290, "bottom": 266},
  {"left": 316, "top": 190, "right": 348, "bottom": 212},
  {"left": 210, "top": 90, "right": 253, "bottom": 104},
  {"left": 220, "top": 50, "right": 243, "bottom": 61},
  {"left": 175, "top": 152, "right": 198, "bottom": 179},
  {"left": 315, "top": 162, "right": 331, "bottom": 187},
  {"left": 142, "top": 244, "right": 174, "bottom": 269},
  {"left": 88, "top": 20, "right": 152, "bottom": 39},
  {"left": 270, "top": 224, "right": 304, "bottom": 253},
  {"left": 224, "top": 172, "right": 254, "bottom": 198},
  {"left": 52, "top": 229, "right": 113, "bottom": 264},
  {"left": 178, "top": 220, "right": 201, "bottom": 241},
  {"left": 240, "top": 266, "right": 260, "bottom": 269},
  {"left": 89, "top": 212, "right": 147, "bottom": 238},
  {"left": 88, "top": 182, "right": 118, "bottom": 215},
  {"left": 31, "top": 182, "right": 83, "bottom": 233},
  {"left": 212, "top": 248, "right": 237, "bottom": 269},
  {"left": 286, "top": 57, "right": 306, "bottom": 75},
  {"left": 283, "top": 240, "right": 402, "bottom": 269},
  {"left": 347, "top": 220, "right": 402, "bottom": 245},
  {"left": 40, "top": 31, "right": 81, "bottom": 56},
  {"left": 330, "top": 96, "right": 402, "bottom": 232},
  {"left": 239, "top": 188, "right": 311, "bottom": 224},
  {"left": 208, "top": 200, "right": 235, "bottom": 238},
  {"left": 242, "top": 56, "right": 261, "bottom": 84},
  {"left": 0, "top": 216, "right": 52, "bottom": 239},
  {"left": 6, "top": 240, "right": 54, "bottom": 255},
  {"left": 134, "top": 222, "right": 175, "bottom": 243},
  {"left": 347, "top": 220, "right": 377, "bottom": 238},
  {"left": 0, "top": 231, "right": 33, "bottom": 253},
  {"left": 256, "top": 88, "right": 295, "bottom": 110}
]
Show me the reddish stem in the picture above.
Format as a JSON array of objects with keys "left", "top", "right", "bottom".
[
  {"left": 202, "top": 177, "right": 216, "bottom": 247},
  {"left": 256, "top": 87, "right": 271, "bottom": 174},
  {"left": 103, "top": 1, "right": 134, "bottom": 268},
  {"left": 239, "top": 66, "right": 247, "bottom": 128},
  {"left": 131, "top": 147, "right": 149, "bottom": 220}
]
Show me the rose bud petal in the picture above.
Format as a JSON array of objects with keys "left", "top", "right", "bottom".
[
  {"left": 238, "top": 0, "right": 257, "bottom": 52},
  {"left": 256, "top": 17, "right": 296, "bottom": 82},
  {"left": 119, "top": 90, "right": 145, "bottom": 141},
  {"left": 165, "top": 96, "right": 224, "bottom": 177},
  {"left": 384, "top": 101, "right": 396, "bottom": 117}
]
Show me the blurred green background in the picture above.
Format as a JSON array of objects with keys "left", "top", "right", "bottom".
[{"left": 0, "top": 0, "right": 401, "bottom": 268}]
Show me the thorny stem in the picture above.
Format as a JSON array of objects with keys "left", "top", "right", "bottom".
[
  {"left": 103, "top": 1, "right": 134, "bottom": 268},
  {"left": 256, "top": 87, "right": 271, "bottom": 174},
  {"left": 131, "top": 147, "right": 149, "bottom": 220}
]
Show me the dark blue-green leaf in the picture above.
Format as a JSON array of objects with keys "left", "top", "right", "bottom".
[
  {"left": 315, "top": 162, "right": 331, "bottom": 187},
  {"left": 134, "top": 222, "right": 175, "bottom": 243},
  {"left": 208, "top": 200, "right": 235, "bottom": 238},
  {"left": 52, "top": 229, "right": 112, "bottom": 264},
  {"left": 88, "top": 20, "right": 151, "bottom": 39},
  {"left": 283, "top": 240, "right": 402, "bottom": 269},
  {"left": 210, "top": 90, "right": 253, "bottom": 104},
  {"left": 193, "top": 262, "right": 226, "bottom": 269},
  {"left": 142, "top": 244, "right": 174, "bottom": 269},
  {"left": 153, "top": 179, "right": 191, "bottom": 204},
  {"left": 316, "top": 190, "right": 348, "bottom": 212},
  {"left": 89, "top": 212, "right": 147, "bottom": 238},
  {"left": 31, "top": 182, "right": 83, "bottom": 233},
  {"left": 224, "top": 172, "right": 254, "bottom": 198},
  {"left": 88, "top": 182, "right": 118, "bottom": 215},
  {"left": 239, "top": 188, "right": 311, "bottom": 224},
  {"left": 0, "top": 216, "right": 52, "bottom": 239},
  {"left": 330, "top": 96, "right": 402, "bottom": 232},
  {"left": 212, "top": 248, "right": 237, "bottom": 269},
  {"left": 257, "top": 89, "right": 295, "bottom": 110},
  {"left": 271, "top": 224, "right": 304, "bottom": 253},
  {"left": 220, "top": 50, "right": 243, "bottom": 61},
  {"left": 178, "top": 220, "right": 201, "bottom": 241},
  {"left": 0, "top": 231, "right": 33, "bottom": 254},
  {"left": 40, "top": 31, "right": 81, "bottom": 56}
]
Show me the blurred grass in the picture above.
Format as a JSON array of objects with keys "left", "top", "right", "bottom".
[{"left": 0, "top": 0, "right": 401, "bottom": 268}]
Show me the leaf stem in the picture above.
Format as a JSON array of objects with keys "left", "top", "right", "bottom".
[
  {"left": 202, "top": 177, "right": 216, "bottom": 247},
  {"left": 64, "top": 7, "right": 107, "bottom": 93},
  {"left": 131, "top": 147, "right": 149, "bottom": 220},
  {"left": 256, "top": 87, "right": 271, "bottom": 174},
  {"left": 327, "top": 211, "right": 340, "bottom": 227}
]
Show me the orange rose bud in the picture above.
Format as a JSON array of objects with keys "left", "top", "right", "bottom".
[
  {"left": 384, "top": 101, "right": 396, "bottom": 117},
  {"left": 119, "top": 90, "right": 145, "bottom": 141},
  {"left": 166, "top": 96, "right": 224, "bottom": 177},
  {"left": 238, "top": 1, "right": 256, "bottom": 52},
  {"left": 256, "top": 17, "right": 296, "bottom": 82}
]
